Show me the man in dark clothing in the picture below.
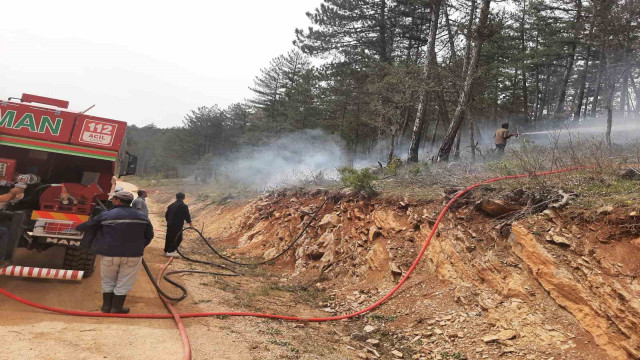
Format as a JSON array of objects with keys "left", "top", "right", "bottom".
[
  {"left": 0, "top": 226, "right": 9, "bottom": 268},
  {"left": 164, "top": 192, "right": 192, "bottom": 257},
  {"left": 76, "top": 191, "right": 154, "bottom": 314}
]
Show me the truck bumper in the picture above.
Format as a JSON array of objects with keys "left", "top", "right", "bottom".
[{"left": 0, "top": 265, "right": 84, "bottom": 280}]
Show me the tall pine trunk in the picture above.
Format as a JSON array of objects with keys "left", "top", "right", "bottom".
[
  {"left": 591, "top": 51, "right": 605, "bottom": 117},
  {"left": 407, "top": 0, "right": 442, "bottom": 162},
  {"left": 555, "top": 42, "right": 577, "bottom": 116},
  {"left": 520, "top": 0, "right": 528, "bottom": 120},
  {"left": 387, "top": 128, "right": 397, "bottom": 164},
  {"left": 453, "top": 120, "right": 463, "bottom": 161},
  {"left": 631, "top": 76, "right": 640, "bottom": 116},
  {"left": 605, "top": 59, "right": 616, "bottom": 150},
  {"left": 533, "top": 35, "right": 541, "bottom": 121},
  {"left": 573, "top": 47, "right": 591, "bottom": 120},
  {"left": 437, "top": 0, "right": 492, "bottom": 162},
  {"left": 555, "top": 0, "right": 582, "bottom": 117},
  {"left": 539, "top": 68, "right": 551, "bottom": 119},
  {"left": 444, "top": 0, "right": 457, "bottom": 62},
  {"left": 606, "top": 83, "right": 614, "bottom": 150},
  {"left": 469, "top": 108, "right": 475, "bottom": 162},
  {"left": 431, "top": 92, "right": 450, "bottom": 148},
  {"left": 621, "top": 69, "right": 629, "bottom": 118}
]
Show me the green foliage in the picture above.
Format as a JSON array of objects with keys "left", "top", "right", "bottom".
[
  {"left": 368, "top": 314, "right": 397, "bottom": 323},
  {"left": 249, "top": 50, "right": 320, "bottom": 132},
  {"left": 440, "top": 352, "right": 465, "bottom": 359},
  {"left": 338, "top": 167, "right": 377, "bottom": 194},
  {"left": 386, "top": 158, "right": 402, "bottom": 175},
  {"left": 408, "top": 163, "right": 422, "bottom": 176},
  {"left": 267, "top": 339, "right": 290, "bottom": 347},
  {"left": 486, "top": 160, "right": 518, "bottom": 176}
]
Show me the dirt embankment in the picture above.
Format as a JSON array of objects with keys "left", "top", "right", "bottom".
[
  {"left": 190, "top": 186, "right": 639, "bottom": 360},
  {"left": 4, "top": 179, "right": 636, "bottom": 360}
]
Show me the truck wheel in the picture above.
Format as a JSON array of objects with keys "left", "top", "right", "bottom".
[{"left": 63, "top": 247, "right": 97, "bottom": 277}]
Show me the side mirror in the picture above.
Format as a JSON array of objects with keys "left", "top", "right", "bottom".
[{"left": 120, "top": 154, "right": 138, "bottom": 176}]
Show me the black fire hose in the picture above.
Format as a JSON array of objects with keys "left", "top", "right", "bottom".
[{"left": 143, "top": 196, "right": 328, "bottom": 302}]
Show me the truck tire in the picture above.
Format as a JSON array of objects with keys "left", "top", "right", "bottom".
[{"left": 63, "top": 247, "right": 97, "bottom": 277}]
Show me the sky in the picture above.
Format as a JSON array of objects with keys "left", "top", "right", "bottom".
[{"left": 0, "top": 0, "right": 321, "bottom": 128}]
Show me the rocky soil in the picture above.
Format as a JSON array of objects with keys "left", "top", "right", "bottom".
[
  {"left": 5, "top": 174, "right": 639, "bottom": 359},
  {"left": 173, "top": 183, "right": 640, "bottom": 360}
]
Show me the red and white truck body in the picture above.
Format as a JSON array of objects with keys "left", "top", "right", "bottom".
[{"left": 0, "top": 94, "right": 137, "bottom": 277}]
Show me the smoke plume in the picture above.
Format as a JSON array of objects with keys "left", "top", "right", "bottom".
[{"left": 213, "top": 129, "right": 346, "bottom": 189}]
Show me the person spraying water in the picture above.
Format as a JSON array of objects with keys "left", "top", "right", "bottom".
[{"left": 494, "top": 122, "right": 519, "bottom": 155}]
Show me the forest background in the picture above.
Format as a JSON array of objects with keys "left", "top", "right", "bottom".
[{"left": 127, "top": 0, "right": 640, "bottom": 182}]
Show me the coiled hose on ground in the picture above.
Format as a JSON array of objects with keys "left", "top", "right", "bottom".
[{"left": 142, "top": 196, "right": 329, "bottom": 302}]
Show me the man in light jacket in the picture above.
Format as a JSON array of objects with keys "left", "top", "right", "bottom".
[
  {"left": 132, "top": 189, "right": 149, "bottom": 216},
  {"left": 494, "top": 123, "right": 518, "bottom": 155}
]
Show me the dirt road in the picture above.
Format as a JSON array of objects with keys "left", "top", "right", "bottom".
[{"left": 0, "top": 182, "right": 252, "bottom": 360}]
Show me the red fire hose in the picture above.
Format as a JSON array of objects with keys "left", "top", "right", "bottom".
[{"left": 0, "top": 165, "right": 590, "bottom": 359}]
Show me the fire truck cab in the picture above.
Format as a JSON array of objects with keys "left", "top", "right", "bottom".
[{"left": 0, "top": 94, "right": 137, "bottom": 276}]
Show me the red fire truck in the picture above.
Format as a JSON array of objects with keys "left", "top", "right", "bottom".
[{"left": 0, "top": 94, "right": 137, "bottom": 276}]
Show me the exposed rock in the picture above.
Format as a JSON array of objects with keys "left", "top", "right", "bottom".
[
  {"left": 319, "top": 213, "right": 340, "bottom": 227},
  {"left": 364, "top": 325, "right": 376, "bottom": 333},
  {"left": 391, "top": 350, "right": 404, "bottom": 358},
  {"left": 237, "top": 222, "right": 268, "bottom": 247},
  {"left": 481, "top": 329, "right": 517, "bottom": 343},
  {"left": 596, "top": 205, "right": 614, "bottom": 216},
  {"left": 621, "top": 339, "right": 640, "bottom": 359},
  {"left": 263, "top": 248, "right": 278, "bottom": 259},
  {"left": 341, "top": 187, "right": 358, "bottom": 196},
  {"left": 479, "top": 199, "right": 521, "bottom": 217},
  {"left": 307, "top": 248, "right": 325, "bottom": 261},
  {"left": 369, "top": 226, "right": 382, "bottom": 242},
  {"left": 352, "top": 332, "right": 369, "bottom": 342},
  {"left": 390, "top": 263, "right": 403, "bottom": 276},
  {"left": 373, "top": 210, "right": 408, "bottom": 233},
  {"left": 365, "top": 347, "right": 380, "bottom": 358},
  {"left": 366, "top": 339, "right": 380, "bottom": 345},
  {"left": 543, "top": 208, "right": 564, "bottom": 226},
  {"left": 512, "top": 225, "right": 637, "bottom": 360},
  {"left": 365, "top": 239, "right": 390, "bottom": 272},
  {"left": 357, "top": 353, "right": 368, "bottom": 359},
  {"left": 546, "top": 234, "right": 572, "bottom": 248}
]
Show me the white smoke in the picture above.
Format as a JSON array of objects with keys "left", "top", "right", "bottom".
[{"left": 213, "top": 129, "right": 347, "bottom": 189}]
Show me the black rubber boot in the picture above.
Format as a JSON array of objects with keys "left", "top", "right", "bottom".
[
  {"left": 101, "top": 292, "right": 114, "bottom": 313},
  {"left": 110, "top": 295, "right": 130, "bottom": 314}
]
